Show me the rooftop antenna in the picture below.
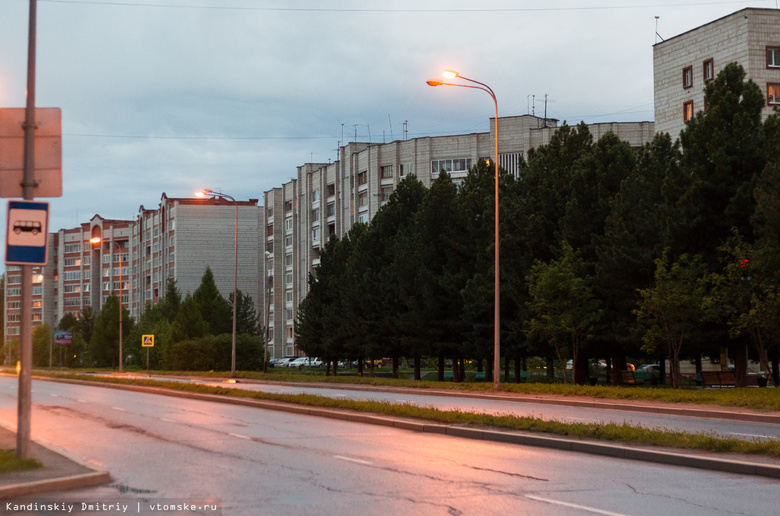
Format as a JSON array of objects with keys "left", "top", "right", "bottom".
[
  {"left": 532, "top": 95, "right": 535, "bottom": 116},
  {"left": 655, "top": 16, "right": 664, "bottom": 43},
  {"left": 544, "top": 94, "right": 548, "bottom": 127},
  {"left": 403, "top": 120, "right": 408, "bottom": 140},
  {"left": 388, "top": 115, "right": 394, "bottom": 141}
]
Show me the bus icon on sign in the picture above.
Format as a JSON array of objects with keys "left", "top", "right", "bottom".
[{"left": 13, "top": 220, "right": 42, "bottom": 235}]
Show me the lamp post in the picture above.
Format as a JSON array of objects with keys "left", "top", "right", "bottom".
[
  {"left": 263, "top": 250, "right": 271, "bottom": 373},
  {"left": 195, "top": 189, "right": 238, "bottom": 377},
  {"left": 427, "top": 70, "right": 501, "bottom": 390},
  {"left": 89, "top": 236, "right": 124, "bottom": 372}
]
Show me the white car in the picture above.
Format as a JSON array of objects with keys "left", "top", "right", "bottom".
[
  {"left": 309, "top": 357, "right": 323, "bottom": 367},
  {"left": 275, "top": 357, "right": 293, "bottom": 368},
  {"left": 288, "top": 357, "right": 309, "bottom": 368}
]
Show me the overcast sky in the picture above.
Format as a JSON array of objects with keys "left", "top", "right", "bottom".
[{"left": 0, "top": 0, "right": 776, "bottom": 260}]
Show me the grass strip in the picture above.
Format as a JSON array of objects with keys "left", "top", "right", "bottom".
[
  {"left": 22, "top": 367, "right": 780, "bottom": 412},
  {"left": 0, "top": 449, "right": 42, "bottom": 475},
  {"left": 47, "top": 373, "right": 780, "bottom": 458}
]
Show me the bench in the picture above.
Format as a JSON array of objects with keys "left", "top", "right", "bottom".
[{"left": 699, "top": 371, "right": 736, "bottom": 388}]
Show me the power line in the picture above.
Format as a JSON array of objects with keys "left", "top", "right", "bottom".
[{"left": 39, "top": 0, "right": 768, "bottom": 12}]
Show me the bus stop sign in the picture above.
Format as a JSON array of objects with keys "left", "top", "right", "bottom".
[{"left": 5, "top": 200, "right": 49, "bottom": 265}]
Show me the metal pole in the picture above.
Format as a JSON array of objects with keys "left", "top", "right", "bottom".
[
  {"left": 492, "top": 100, "right": 500, "bottom": 392},
  {"left": 263, "top": 252, "right": 270, "bottom": 373},
  {"left": 116, "top": 239, "right": 123, "bottom": 373},
  {"left": 18, "top": 0, "right": 37, "bottom": 458},
  {"left": 231, "top": 201, "right": 237, "bottom": 377}
]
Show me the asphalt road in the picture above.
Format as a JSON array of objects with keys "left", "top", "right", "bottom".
[
  {"left": 137, "top": 374, "right": 780, "bottom": 442},
  {"left": 1, "top": 377, "right": 779, "bottom": 515}
]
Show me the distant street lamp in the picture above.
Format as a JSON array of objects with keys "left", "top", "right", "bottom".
[
  {"left": 427, "top": 70, "right": 501, "bottom": 390},
  {"left": 195, "top": 189, "right": 239, "bottom": 377},
  {"left": 263, "top": 250, "right": 271, "bottom": 373},
  {"left": 89, "top": 235, "right": 124, "bottom": 372}
]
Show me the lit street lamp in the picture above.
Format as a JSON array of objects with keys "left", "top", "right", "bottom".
[
  {"left": 195, "top": 189, "right": 239, "bottom": 377},
  {"left": 89, "top": 235, "right": 124, "bottom": 372},
  {"left": 427, "top": 70, "right": 501, "bottom": 390}
]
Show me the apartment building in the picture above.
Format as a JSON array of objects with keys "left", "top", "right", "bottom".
[
  {"left": 4, "top": 195, "right": 263, "bottom": 344},
  {"left": 262, "top": 115, "right": 656, "bottom": 359},
  {"left": 653, "top": 8, "right": 780, "bottom": 137}
]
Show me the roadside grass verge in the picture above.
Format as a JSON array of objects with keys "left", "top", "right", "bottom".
[
  {"left": 42, "top": 373, "right": 780, "bottom": 458},
  {"left": 0, "top": 450, "right": 42, "bottom": 475},
  {"left": 27, "top": 367, "right": 780, "bottom": 412}
]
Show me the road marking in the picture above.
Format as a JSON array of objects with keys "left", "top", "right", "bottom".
[
  {"left": 77, "top": 399, "right": 87, "bottom": 403},
  {"left": 228, "top": 433, "right": 251, "bottom": 440},
  {"left": 49, "top": 394, "right": 58, "bottom": 397},
  {"left": 730, "top": 432, "right": 774, "bottom": 439},
  {"left": 160, "top": 417, "right": 175, "bottom": 423},
  {"left": 112, "top": 407, "right": 126, "bottom": 411},
  {"left": 334, "top": 455, "right": 373, "bottom": 466},
  {"left": 525, "top": 495, "right": 628, "bottom": 516}
]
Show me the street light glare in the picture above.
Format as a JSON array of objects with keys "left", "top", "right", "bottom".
[
  {"left": 89, "top": 236, "right": 101, "bottom": 244},
  {"left": 442, "top": 70, "right": 459, "bottom": 79}
]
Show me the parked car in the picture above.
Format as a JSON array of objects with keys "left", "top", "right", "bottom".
[
  {"left": 636, "top": 363, "right": 660, "bottom": 374},
  {"left": 288, "top": 357, "right": 309, "bottom": 368},
  {"left": 275, "top": 357, "right": 293, "bottom": 368},
  {"left": 309, "top": 357, "right": 323, "bottom": 367}
]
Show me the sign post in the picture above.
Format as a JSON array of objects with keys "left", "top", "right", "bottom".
[{"left": 142, "top": 335, "right": 154, "bottom": 372}]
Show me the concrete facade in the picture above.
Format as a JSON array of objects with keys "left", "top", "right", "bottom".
[{"left": 653, "top": 8, "right": 780, "bottom": 138}]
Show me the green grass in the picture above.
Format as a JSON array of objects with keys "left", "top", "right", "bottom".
[
  {"left": 0, "top": 449, "right": 42, "bottom": 474},
  {"left": 59, "top": 367, "right": 780, "bottom": 412},
  {"left": 39, "top": 372, "right": 780, "bottom": 459}
]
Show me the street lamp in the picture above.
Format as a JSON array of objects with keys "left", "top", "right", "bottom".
[
  {"left": 89, "top": 235, "right": 124, "bottom": 373},
  {"left": 427, "top": 70, "right": 501, "bottom": 390},
  {"left": 195, "top": 189, "right": 239, "bottom": 377},
  {"left": 263, "top": 250, "right": 271, "bottom": 373}
]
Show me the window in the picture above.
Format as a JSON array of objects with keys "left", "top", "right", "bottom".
[
  {"left": 380, "top": 165, "right": 393, "bottom": 179},
  {"left": 769, "top": 84, "right": 780, "bottom": 105},
  {"left": 703, "top": 59, "right": 714, "bottom": 81},
  {"left": 64, "top": 271, "right": 81, "bottom": 281},
  {"left": 285, "top": 253, "right": 293, "bottom": 267},
  {"left": 768, "top": 47, "right": 780, "bottom": 68},
  {"left": 285, "top": 217, "right": 293, "bottom": 231},
  {"left": 358, "top": 192, "right": 368, "bottom": 207},
  {"left": 284, "top": 201, "right": 293, "bottom": 212},
  {"left": 64, "top": 257, "right": 81, "bottom": 266},
  {"left": 311, "top": 208, "right": 320, "bottom": 222},
  {"left": 326, "top": 203, "right": 335, "bottom": 217},
  {"left": 285, "top": 291, "right": 293, "bottom": 303},
  {"left": 285, "top": 235, "right": 293, "bottom": 248},
  {"left": 683, "top": 101, "right": 694, "bottom": 122},
  {"left": 682, "top": 66, "right": 693, "bottom": 89},
  {"left": 8, "top": 275, "right": 20, "bottom": 285},
  {"left": 64, "top": 284, "right": 81, "bottom": 293},
  {"left": 400, "top": 163, "right": 412, "bottom": 177},
  {"left": 379, "top": 187, "right": 393, "bottom": 203},
  {"left": 8, "top": 301, "right": 21, "bottom": 309},
  {"left": 8, "top": 288, "right": 20, "bottom": 296},
  {"left": 285, "top": 309, "right": 293, "bottom": 321},
  {"left": 312, "top": 189, "right": 320, "bottom": 202},
  {"left": 431, "top": 158, "right": 472, "bottom": 175},
  {"left": 32, "top": 300, "right": 42, "bottom": 308},
  {"left": 8, "top": 314, "right": 20, "bottom": 322},
  {"left": 358, "top": 171, "right": 368, "bottom": 186},
  {"left": 311, "top": 227, "right": 320, "bottom": 242},
  {"left": 327, "top": 184, "right": 335, "bottom": 197},
  {"left": 64, "top": 243, "right": 81, "bottom": 253},
  {"left": 358, "top": 213, "right": 369, "bottom": 224},
  {"left": 285, "top": 273, "right": 293, "bottom": 285},
  {"left": 267, "top": 206, "right": 273, "bottom": 218},
  {"left": 32, "top": 287, "right": 42, "bottom": 296}
]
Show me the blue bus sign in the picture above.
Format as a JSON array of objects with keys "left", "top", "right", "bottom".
[{"left": 5, "top": 200, "right": 49, "bottom": 265}]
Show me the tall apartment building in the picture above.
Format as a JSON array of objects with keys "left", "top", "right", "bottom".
[
  {"left": 4, "top": 195, "right": 264, "bottom": 346},
  {"left": 262, "top": 115, "right": 655, "bottom": 359},
  {"left": 653, "top": 8, "right": 780, "bottom": 138}
]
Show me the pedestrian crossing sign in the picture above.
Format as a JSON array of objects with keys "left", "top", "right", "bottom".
[{"left": 142, "top": 335, "right": 154, "bottom": 347}]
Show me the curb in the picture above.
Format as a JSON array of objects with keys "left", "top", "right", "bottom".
[
  {"left": 0, "top": 471, "right": 112, "bottom": 499},
  {"left": 38, "top": 376, "right": 780, "bottom": 480}
]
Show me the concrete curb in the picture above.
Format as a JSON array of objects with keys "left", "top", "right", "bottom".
[
  {"left": 39, "top": 376, "right": 780, "bottom": 480},
  {"left": 0, "top": 471, "right": 111, "bottom": 499}
]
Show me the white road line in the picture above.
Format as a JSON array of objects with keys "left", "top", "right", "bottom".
[
  {"left": 228, "top": 433, "right": 251, "bottom": 440},
  {"left": 333, "top": 455, "right": 373, "bottom": 466},
  {"left": 112, "top": 407, "right": 126, "bottom": 411},
  {"left": 730, "top": 432, "right": 774, "bottom": 439},
  {"left": 525, "top": 495, "right": 628, "bottom": 516},
  {"left": 160, "top": 417, "right": 175, "bottom": 423},
  {"left": 77, "top": 399, "right": 87, "bottom": 403},
  {"left": 49, "top": 394, "right": 58, "bottom": 397}
]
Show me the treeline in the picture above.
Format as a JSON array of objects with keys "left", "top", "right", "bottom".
[
  {"left": 296, "top": 63, "right": 780, "bottom": 387},
  {"left": 2, "top": 267, "right": 265, "bottom": 371}
]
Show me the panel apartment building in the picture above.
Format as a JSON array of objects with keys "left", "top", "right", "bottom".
[
  {"left": 654, "top": 7, "right": 780, "bottom": 137},
  {"left": 4, "top": 195, "right": 263, "bottom": 349},
  {"left": 262, "top": 115, "right": 655, "bottom": 359}
]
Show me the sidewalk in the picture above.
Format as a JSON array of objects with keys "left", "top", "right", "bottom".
[{"left": 0, "top": 425, "right": 110, "bottom": 499}]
